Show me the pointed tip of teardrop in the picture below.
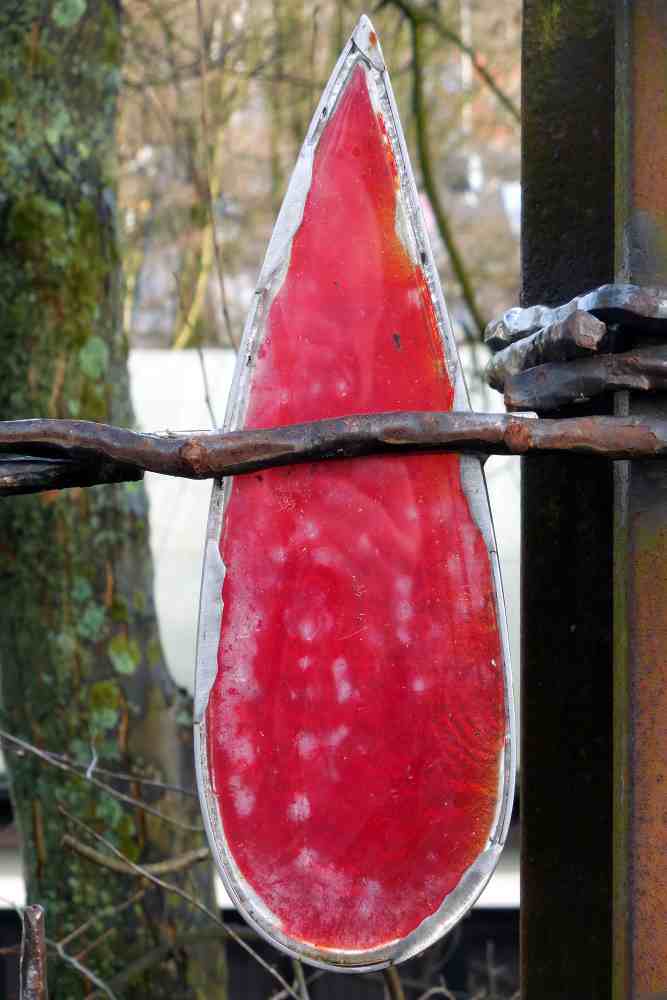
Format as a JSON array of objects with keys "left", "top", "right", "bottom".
[{"left": 351, "top": 14, "right": 385, "bottom": 71}]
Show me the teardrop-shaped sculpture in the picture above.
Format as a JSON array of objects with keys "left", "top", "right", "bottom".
[{"left": 195, "top": 15, "right": 515, "bottom": 971}]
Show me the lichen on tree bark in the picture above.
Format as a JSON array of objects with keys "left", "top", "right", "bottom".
[{"left": 0, "top": 2, "right": 226, "bottom": 995}]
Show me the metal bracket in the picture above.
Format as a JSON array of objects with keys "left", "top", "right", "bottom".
[{"left": 485, "top": 284, "right": 667, "bottom": 411}]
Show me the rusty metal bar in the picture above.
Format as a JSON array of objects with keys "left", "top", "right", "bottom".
[
  {"left": 0, "top": 456, "right": 142, "bottom": 495},
  {"left": 614, "top": 3, "right": 667, "bottom": 996},
  {"left": 485, "top": 310, "right": 609, "bottom": 391},
  {"left": 5, "top": 413, "right": 667, "bottom": 496},
  {"left": 20, "top": 905, "right": 48, "bottom": 1000},
  {"left": 521, "top": 3, "right": 614, "bottom": 997},
  {"left": 504, "top": 345, "right": 667, "bottom": 412}
]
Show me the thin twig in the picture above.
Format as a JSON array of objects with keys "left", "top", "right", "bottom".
[
  {"left": 96, "top": 925, "right": 257, "bottom": 995},
  {"left": 74, "top": 926, "right": 117, "bottom": 963},
  {"left": 384, "top": 967, "right": 407, "bottom": 1000},
  {"left": 270, "top": 970, "right": 326, "bottom": 1000},
  {"left": 58, "top": 807, "right": 301, "bottom": 1000},
  {"left": 293, "top": 959, "right": 311, "bottom": 1000},
  {"left": 172, "top": 222, "right": 217, "bottom": 350},
  {"left": 0, "top": 729, "right": 203, "bottom": 832},
  {"left": 197, "top": 345, "right": 218, "bottom": 426},
  {"left": 62, "top": 834, "right": 209, "bottom": 877},
  {"left": 380, "top": 0, "right": 520, "bottom": 122},
  {"left": 415, "top": 984, "right": 457, "bottom": 1000},
  {"left": 409, "top": 17, "right": 487, "bottom": 338},
  {"left": 73, "top": 763, "right": 196, "bottom": 798},
  {"left": 46, "top": 937, "right": 118, "bottom": 1000},
  {"left": 85, "top": 746, "right": 98, "bottom": 781},
  {"left": 194, "top": 0, "right": 237, "bottom": 350},
  {"left": 59, "top": 890, "right": 145, "bottom": 948},
  {"left": 33, "top": 743, "right": 196, "bottom": 797}
]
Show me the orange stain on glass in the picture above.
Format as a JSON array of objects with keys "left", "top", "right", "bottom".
[{"left": 206, "top": 66, "right": 505, "bottom": 950}]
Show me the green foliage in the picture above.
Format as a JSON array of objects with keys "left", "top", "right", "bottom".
[
  {"left": 78, "top": 604, "right": 107, "bottom": 641},
  {"left": 90, "top": 680, "right": 122, "bottom": 731},
  {"left": 108, "top": 633, "right": 141, "bottom": 676},
  {"left": 79, "top": 335, "right": 110, "bottom": 379},
  {"left": 52, "top": 0, "right": 87, "bottom": 29}
]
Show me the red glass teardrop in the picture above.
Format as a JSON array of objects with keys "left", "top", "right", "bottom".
[{"left": 205, "top": 65, "right": 506, "bottom": 952}]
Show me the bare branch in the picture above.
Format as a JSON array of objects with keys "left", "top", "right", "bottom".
[
  {"left": 193, "top": 0, "right": 237, "bottom": 350},
  {"left": 380, "top": 0, "right": 520, "bottom": 123},
  {"left": 58, "top": 807, "right": 301, "bottom": 1000},
  {"left": 59, "top": 890, "right": 145, "bottom": 949},
  {"left": 46, "top": 937, "right": 118, "bottom": 1000},
  {"left": 73, "top": 927, "right": 116, "bottom": 964},
  {"left": 197, "top": 345, "right": 218, "bottom": 426},
  {"left": 270, "top": 970, "right": 325, "bottom": 1000},
  {"left": 384, "top": 966, "right": 407, "bottom": 1000},
  {"left": 415, "top": 985, "right": 457, "bottom": 1000},
  {"left": 62, "top": 834, "right": 209, "bottom": 877},
  {"left": 9, "top": 738, "right": 196, "bottom": 797},
  {"left": 409, "top": 17, "right": 487, "bottom": 338},
  {"left": 0, "top": 729, "right": 203, "bottom": 833},
  {"left": 292, "top": 959, "right": 311, "bottom": 1000},
  {"left": 6, "top": 409, "right": 667, "bottom": 501},
  {"left": 75, "top": 763, "right": 196, "bottom": 798}
]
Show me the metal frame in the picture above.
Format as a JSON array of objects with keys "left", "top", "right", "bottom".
[
  {"left": 520, "top": 3, "right": 615, "bottom": 996},
  {"left": 613, "top": 2, "right": 667, "bottom": 995},
  {"left": 194, "top": 15, "right": 515, "bottom": 972}
]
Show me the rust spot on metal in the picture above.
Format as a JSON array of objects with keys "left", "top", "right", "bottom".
[
  {"left": 504, "top": 417, "right": 532, "bottom": 453},
  {"left": 627, "top": 496, "right": 667, "bottom": 991},
  {"left": 179, "top": 439, "right": 210, "bottom": 478},
  {"left": 6, "top": 412, "right": 667, "bottom": 497}
]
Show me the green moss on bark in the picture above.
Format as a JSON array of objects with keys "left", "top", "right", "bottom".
[{"left": 0, "top": 4, "right": 225, "bottom": 996}]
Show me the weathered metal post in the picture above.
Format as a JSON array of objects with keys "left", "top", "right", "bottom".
[
  {"left": 521, "top": 3, "right": 614, "bottom": 997},
  {"left": 20, "top": 906, "right": 47, "bottom": 1000},
  {"left": 614, "top": 3, "right": 667, "bottom": 996}
]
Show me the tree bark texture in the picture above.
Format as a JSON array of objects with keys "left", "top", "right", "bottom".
[{"left": 0, "top": 3, "right": 226, "bottom": 996}]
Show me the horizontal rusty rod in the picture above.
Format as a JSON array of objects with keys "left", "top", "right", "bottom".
[
  {"left": 3, "top": 412, "right": 667, "bottom": 496},
  {"left": 0, "top": 457, "right": 142, "bottom": 496},
  {"left": 505, "top": 345, "right": 667, "bottom": 411}
]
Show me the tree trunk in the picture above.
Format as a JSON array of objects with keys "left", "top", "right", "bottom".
[{"left": 0, "top": 3, "right": 226, "bottom": 996}]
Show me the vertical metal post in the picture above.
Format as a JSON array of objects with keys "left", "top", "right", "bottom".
[
  {"left": 20, "top": 906, "right": 47, "bottom": 1000},
  {"left": 521, "top": 3, "right": 614, "bottom": 997},
  {"left": 614, "top": 4, "right": 667, "bottom": 996}
]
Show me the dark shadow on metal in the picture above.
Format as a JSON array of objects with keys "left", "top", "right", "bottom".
[{"left": 521, "top": 2, "right": 614, "bottom": 997}]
